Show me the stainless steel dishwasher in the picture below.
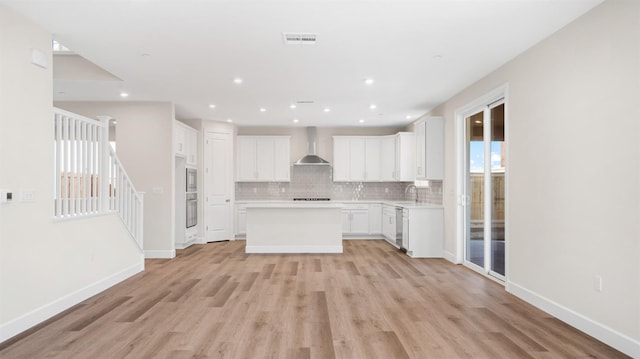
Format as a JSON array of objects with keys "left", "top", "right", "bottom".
[{"left": 395, "top": 206, "right": 404, "bottom": 251}]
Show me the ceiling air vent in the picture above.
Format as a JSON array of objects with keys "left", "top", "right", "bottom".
[{"left": 282, "top": 33, "right": 317, "bottom": 45}]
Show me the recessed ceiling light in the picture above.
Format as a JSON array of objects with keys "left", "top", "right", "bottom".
[
  {"left": 359, "top": 119, "right": 365, "bottom": 123},
  {"left": 120, "top": 92, "right": 128, "bottom": 98},
  {"left": 323, "top": 108, "right": 331, "bottom": 113},
  {"left": 293, "top": 118, "right": 299, "bottom": 123},
  {"left": 226, "top": 119, "right": 233, "bottom": 123},
  {"left": 209, "top": 104, "right": 216, "bottom": 109},
  {"left": 259, "top": 108, "right": 266, "bottom": 112},
  {"left": 405, "top": 115, "right": 412, "bottom": 120},
  {"left": 364, "top": 78, "right": 374, "bottom": 85},
  {"left": 233, "top": 77, "right": 243, "bottom": 84},
  {"left": 369, "top": 104, "right": 377, "bottom": 110},
  {"left": 290, "top": 104, "right": 297, "bottom": 109}
]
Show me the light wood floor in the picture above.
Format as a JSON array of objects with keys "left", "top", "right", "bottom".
[{"left": 0, "top": 240, "right": 628, "bottom": 358}]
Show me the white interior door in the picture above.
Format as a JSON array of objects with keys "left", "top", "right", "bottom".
[{"left": 204, "top": 131, "right": 233, "bottom": 242}]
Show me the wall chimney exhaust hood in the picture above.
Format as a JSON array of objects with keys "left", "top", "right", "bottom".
[{"left": 294, "top": 127, "right": 330, "bottom": 165}]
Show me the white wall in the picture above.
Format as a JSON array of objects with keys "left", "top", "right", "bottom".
[
  {"left": 0, "top": 5, "right": 143, "bottom": 341},
  {"left": 426, "top": 0, "right": 639, "bottom": 354},
  {"left": 55, "top": 102, "right": 175, "bottom": 258}
]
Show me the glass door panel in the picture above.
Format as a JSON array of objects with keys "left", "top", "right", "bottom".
[
  {"left": 465, "top": 111, "right": 485, "bottom": 268},
  {"left": 490, "top": 103, "right": 505, "bottom": 276},
  {"left": 463, "top": 100, "right": 506, "bottom": 280}
]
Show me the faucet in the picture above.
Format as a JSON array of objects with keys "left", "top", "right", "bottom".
[{"left": 404, "top": 184, "right": 418, "bottom": 202}]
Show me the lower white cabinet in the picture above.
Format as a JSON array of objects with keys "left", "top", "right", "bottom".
[
  {"left": 235, "top": 204, "right": 247, "bottom": 235},
  {"left": 368, "top": 204, "right": 381, "bottom": 234},
  {"left": 402, "top": 207, "right": 443, "bottom": 258},
  {"left": 342, "top": 204, "right": 369, "bottom": 234},
  {"left": 382, "top": 205, "right": 397, "bottom": 243}
]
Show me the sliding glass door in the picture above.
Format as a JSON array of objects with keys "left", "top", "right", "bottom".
[{"left": 464, "top": 100, "right": 505, "bottom": 280}]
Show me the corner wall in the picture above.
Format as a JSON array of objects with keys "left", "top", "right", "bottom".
[
  {"left": 429, "top": 0, "right": 639, "bottom": 355},
  {"left": 55, "top": 101, "right": 175, "bottom": 258},
  {"left": 0, "top": 5, "right": 143, "bottom": 341}
]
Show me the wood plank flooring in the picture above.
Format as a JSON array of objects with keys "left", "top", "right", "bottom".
[{"left": 0, "top": 240, "right": 629, "bottom": 358}]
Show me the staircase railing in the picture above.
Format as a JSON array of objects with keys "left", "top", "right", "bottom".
[{"left": 53, "top": 108, "right": 143, "bottom": 252}]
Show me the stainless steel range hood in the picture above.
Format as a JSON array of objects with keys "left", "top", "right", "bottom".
[{"left": 294, "top": 127, "right": 330, "bottom": 165}]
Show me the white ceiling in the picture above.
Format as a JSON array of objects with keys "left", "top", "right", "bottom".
[{"left": 4, "top": 0, "right": 602, "bottom": 127}]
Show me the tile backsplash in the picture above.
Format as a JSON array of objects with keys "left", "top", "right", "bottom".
[{"left": 236, "top": 166, "right": 443, "bottom": 204}]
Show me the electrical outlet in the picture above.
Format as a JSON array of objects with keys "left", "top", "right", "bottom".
[
  {"left": 593, "top": 275, "right": 603, "bottom": 292},
  {"left": 20, "top": 190, "right": 36, "bottom": 202}
]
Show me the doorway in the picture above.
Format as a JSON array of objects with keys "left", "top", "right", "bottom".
[
  {"left": 204, "top": 130, "right": 234, "bottom": 242},
  {"left": 456, "top": 86, "right": 507, "bottom": 281}
]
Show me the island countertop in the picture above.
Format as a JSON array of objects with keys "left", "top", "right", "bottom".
[{"left": 243, "top": 202, "right": 345, "bottom": 209}]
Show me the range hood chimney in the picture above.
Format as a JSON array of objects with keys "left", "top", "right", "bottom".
[{"left": 294, "top": 127, "right": 330, "bottom": 165}]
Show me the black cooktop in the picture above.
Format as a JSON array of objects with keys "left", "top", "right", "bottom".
[{"left": 292, "top": 198, "right": 331, "bottom": 201}]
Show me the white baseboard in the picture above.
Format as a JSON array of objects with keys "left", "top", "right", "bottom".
[
  {"left": 144, "top": 249, "right": 176, "bottom": 259},
  {"left": 443, "top": 250, "right": 459, "bottom": 264},
  {"left": 343, "top": 235, "right": 384, "bottom": 240},
  {"left": 175, "top": 238, "right": 197, "bottom": 250},
  {"left": 0, "top": 261, "right": 143, "bottom": 343},
  {"left": 246, "top": 245, "right": 343, "bottom": 254},
  {"left": 507, "top": 281, "right": 640, "bottom": 358}
]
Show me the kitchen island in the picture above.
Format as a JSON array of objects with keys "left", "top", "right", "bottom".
[{"left": 245, "top": 202, "right": 344, "bottom": 253}]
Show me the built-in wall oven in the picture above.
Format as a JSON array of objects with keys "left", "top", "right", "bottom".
[
  {"left": 186, "top": 168, "right": 197, "bottom": 193},
  {"left": 186, "top": 168, "right": 197, "bottom": 228},
  {"left": 186, "top": 193, "right": 197, "bottom": 228}
]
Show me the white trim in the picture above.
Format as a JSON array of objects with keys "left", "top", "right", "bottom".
[
  {"left": 442, "top": 250, "right": 459, "bottom": 264},
  {"left": 454, "top": 83, "right": 509, "bottom": 275},
  {"left": 342, "top": 235, "right": 384, "bottom": 240},
  {"left": 175, "top": 237, "right": 198, "bottom": 250},
  {"left": 507, "top": 281, "right": 640, "bottom": 358},
  {"left": 245, "top": 245, "right": 343, "bottom": 254},
  {"left": 144, "top": 249, "right": 176, "bottom": 259},
  {"left": 0, "top": 261, "right": 143, "bottom": 343}
]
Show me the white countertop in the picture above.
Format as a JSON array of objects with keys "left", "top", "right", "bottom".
[
  {"left": 236, "top": 200, "right": 443, "bottom": 209},
  {"left": 244, "top": 202, "right": 345, "bottom": 209}
]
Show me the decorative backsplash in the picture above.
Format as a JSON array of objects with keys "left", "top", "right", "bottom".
[{"left": 235, "top": 165, "right": 443, "bottom": 204}]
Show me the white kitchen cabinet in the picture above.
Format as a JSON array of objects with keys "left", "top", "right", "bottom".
[
  {"left": 349, "top": 138, "right": 366, "bottom": 181},
  {"left": 186, "top": 128, "right": 198, "bottom": 166},
  {"left": 333, "top": 136, "right": 381, "bottom": 182},
  {"left": 174, "top": 121, "right": 187, "bottom": 157},
  {"left": 402, "top": 207, "right": 443, "bottom": 258},
  {"left": 395, "top": 132, "right": 415, "bottom": 181},
  {"left": 364, "top": 138, "right": 381, "bottom": 181},
  {"left": 332, "top": 137, "right": 350, "bottom": 182},
  {"left": 368, "top": 203, "right": 382, "bottom": 234},
  {"left": 175, "top": 121, "right": 198, "bottom": 166},
  {"left": 235, "top": 204, "right": 247, "bottom": 235},
  {"left": 341, "top": 204, "right": 369, "bottom": 234},
  {"left": 415, "top": 117, "right": 443, "bottom": 180},
  {"left": 382, "top": 204, "right": 397, "bottom": 244},
  {"left": 236, "top": 136, "right": 290, "bottom": 182},
  {"left": 380, "top": 136, "right": 396, "bottom": 181},
  {"left": 236, "top": 137, "right": 257, "bottom": 180}
]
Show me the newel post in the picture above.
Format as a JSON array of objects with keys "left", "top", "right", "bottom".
[{"left": 96, "top": 115, "right": 111, "bottom": 213}]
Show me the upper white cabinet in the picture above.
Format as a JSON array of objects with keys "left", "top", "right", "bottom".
[
  {"left": 236, "top": 136, "right": 290, "bottom": 182},
  {"left": 415, "top": 117, "right": 443, "bottom": 180},
  {"left": 335, "top": 134, "right": 415, "bottom": 182},
  {"left": 333, "top": 136, "right": 381, "bottom": 182},
  {"left": 174, "top": 121, "right": 198, "bottom": 166},
  {"left": 380, "top": 136, "right": 396, "bottom": 181},
  {"left": 174, "top": 121, "right": 187, "bottom": 157},
  {"left": 186, "top": 128, "right": 197, "bottom": 166},
  {"left": 395, "top": 132, "right": 415, "bottom": 181}
]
